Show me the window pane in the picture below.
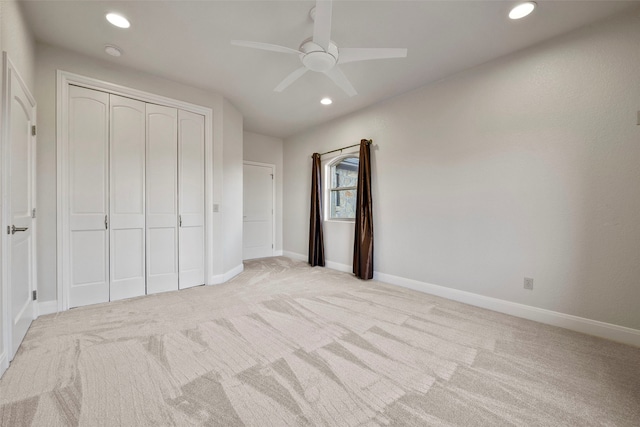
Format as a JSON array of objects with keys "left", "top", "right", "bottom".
[
  {"left": 330, "top": 189, "right": 357, "bottom": 219},
  {"left": 331, "top": 157, "right": 359, "bottom": 188}
]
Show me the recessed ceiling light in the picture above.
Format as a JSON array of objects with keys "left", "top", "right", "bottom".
[
  {"left": 105, "top": 45, "right": 122, "bottom": 57},
  {"left": 320, "top": 97, "right": 332, "bottom": 105},
  {"left": 106, "top": 13, "right": 130, "bottom": 28},
  {"left": 509, "top": 2, "right": 536, "bottom": 20}
]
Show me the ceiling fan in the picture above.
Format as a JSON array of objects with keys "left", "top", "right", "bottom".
[{"left": 231, "top": 0, "right": 408, "bottom": 97}]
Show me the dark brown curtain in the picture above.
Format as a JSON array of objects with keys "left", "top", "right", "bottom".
[
  {"left": 309, "top": 153, "right": 325, "bottom": 266},
  {"left": 353, "top": 139, "right": 374, "bottom": 279}
]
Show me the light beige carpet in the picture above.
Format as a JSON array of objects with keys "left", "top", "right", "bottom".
[{"left": 1, "top": 257, "right": 639, "bottom": 426}]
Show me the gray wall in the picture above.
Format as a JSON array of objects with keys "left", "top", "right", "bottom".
[
  {"left": 35, "top": 43, "right": 244, "bottom": 303},
  {"left": 222, "top": 99, "right": 244, "bottom": 272},
  {"left": 243, "top": 131, "right": 284, "bottom": 253},
  {"left": 1, "top": 0, "right": 35, "bottom": 89},
  {"left": 283, "top": 11, "right": 640, "bottom": 330}
]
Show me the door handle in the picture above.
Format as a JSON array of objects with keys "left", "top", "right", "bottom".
[{"left": 11, "top": 225, "right": 28, "bottom": 234}]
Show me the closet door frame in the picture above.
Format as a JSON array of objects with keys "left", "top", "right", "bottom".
[{"left": 56, "top": 71, "right": 214, "bottom": 312}]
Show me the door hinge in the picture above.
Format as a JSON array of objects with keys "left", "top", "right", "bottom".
[
  {"left": 32, "top": 290, "right": 37, "bottom": 301},
  {"left": 32, "top": 208, "right": 36, "bottom": 218},
  {"left": 32, "top": 125, "right": 36, "bottom": 136},
  {"left": 6, "top": 226, "right": 10, "bottom": 235},
  {"left": 271, "top": 174, "right": 274, "bottom": 179}
]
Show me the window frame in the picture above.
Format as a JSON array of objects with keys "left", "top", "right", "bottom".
[{"left": 324, "top": 153, "right": 359, "bottom": 222}]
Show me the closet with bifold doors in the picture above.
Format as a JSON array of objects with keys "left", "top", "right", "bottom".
[{"left": 66, "top": 85, "right": 205, "bottom": 308}]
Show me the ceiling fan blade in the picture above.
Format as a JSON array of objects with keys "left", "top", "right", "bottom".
[
  {"left": 324, "top": 66, "right": 357, "bottom": 97},
  {"left": 338, "top": 48, "right": 408, "bottom": 64},
  {"left": 231, "top": 40, "right": 302, "bottom": 55},
  {"left": 274, "top": 67, "right": 309, "bottom": 92},
  {"left": 312, "top": 0, "right": 332, "bottom": 51}
]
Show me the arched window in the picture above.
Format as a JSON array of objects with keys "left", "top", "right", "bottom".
[{"left": 326, "top": 155, "right": 359, "bottom": 220}]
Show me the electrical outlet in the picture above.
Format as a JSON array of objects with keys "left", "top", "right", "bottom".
[{"left": 524, "top": 277, "right": 534, "bottom": 290}]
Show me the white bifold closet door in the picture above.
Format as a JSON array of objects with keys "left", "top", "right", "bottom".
[
  {"left": 109, "top": 95, "right": 147, "bottom": 301},
  {"left": 146, "top": 104, "right": 179, "bottom": 294},
  {"left": 67, "top": 86, "right": 205, "bottom": 307},
  {"left": 178, "top": 110, "right": 205, "bottom": 289},
  {"left": 68, "top": 86, "right": 110, "bottom": 307}
]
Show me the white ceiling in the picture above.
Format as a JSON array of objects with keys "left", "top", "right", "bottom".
[{"left": 22, "top": 1, "right": 639, "bottom": 138}]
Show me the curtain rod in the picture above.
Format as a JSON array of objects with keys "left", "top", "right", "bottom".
[{"left": 315, "top": 139, "right": 373, "bottom": 158}]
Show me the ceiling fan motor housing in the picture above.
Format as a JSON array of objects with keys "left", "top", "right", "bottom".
[{"left": 300, "top": 39, "right": 339, "bottom": 72}]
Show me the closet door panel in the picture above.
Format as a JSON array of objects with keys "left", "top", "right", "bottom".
[
  {"left": 109, "top": 94, "right": 146, "bottom": 301},
  {"left": 149, "top": 229, "right": 176, "bottom": 272},
  {"left": 178, "top": 110, "right": 205, "bottom": 289},
  {"left": 68, "top": 86, "right": 110, "bottom": 308},
  {"left": 146, "top": 104, "right": 179, "bottom": 294},
  {"left": 179, "top": 227, "right": 203, "bottom": 272},
  {"left": 112, "top": 229, "right": 144, "bottom": 281}
]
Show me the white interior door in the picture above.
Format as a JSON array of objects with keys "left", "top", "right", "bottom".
[
  {"left": 243, "top": 163, "right": 274, "bottom": 260},
  {"left": 68, "top": 86, "right": 110, "bottom": 308},
  {"left": 109, "top": 95, "right": 146, "bottom": 301},
  {"left": 178, "top": 110, "right": 205, "bottom": 289},
  {"left": 5, "top": 57, "right": 37, "bottom": 359},
  {"left": 146, "top": 104, "right": 179, "bottom": 294}
]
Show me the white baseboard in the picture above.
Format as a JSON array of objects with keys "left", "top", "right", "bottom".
[
  {"left": 0, "top": 350, "right": 7, "bottom": 379},
  {"left": 283, "top": 251, "right": 306, "bottom": 262},
  {"left": 36, "top": 301, "right": 58, "bottom": 316},
  {"left": 210, "top": 263, "right": 244, "bottom": 285},
  {"left": 281, "top": 252, "right": 640, "bottom": 347},
  {"left": 283, "top": 251, "right": 352, "bottom": 273},
  {"left": 374, "top": 271, "right": 640, "bottom": 348},
  {"left": 224, "top": 264, "right": 244, "bottom": 282},
  {"left": 274, "top": 250, "right": 283, "bottom": 256},
  {"left": 326, "top": 260, "right": 351, "bottom": 273}
]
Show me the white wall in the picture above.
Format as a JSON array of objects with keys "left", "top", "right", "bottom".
[
  {"left": 243, "top": 131, "right": 284, "bottom": 253},
  {"left": 0, "top": 0, "right": 36, "bottom": 374},
  {"left": 222, "top": 99, "right": 244, "bottom": 273},
  {"left": 35, "top": 42, "right": 243, "bottom": 302},
  {"left": 284, "top": 11, "right": 640, "bottom": 330}
]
